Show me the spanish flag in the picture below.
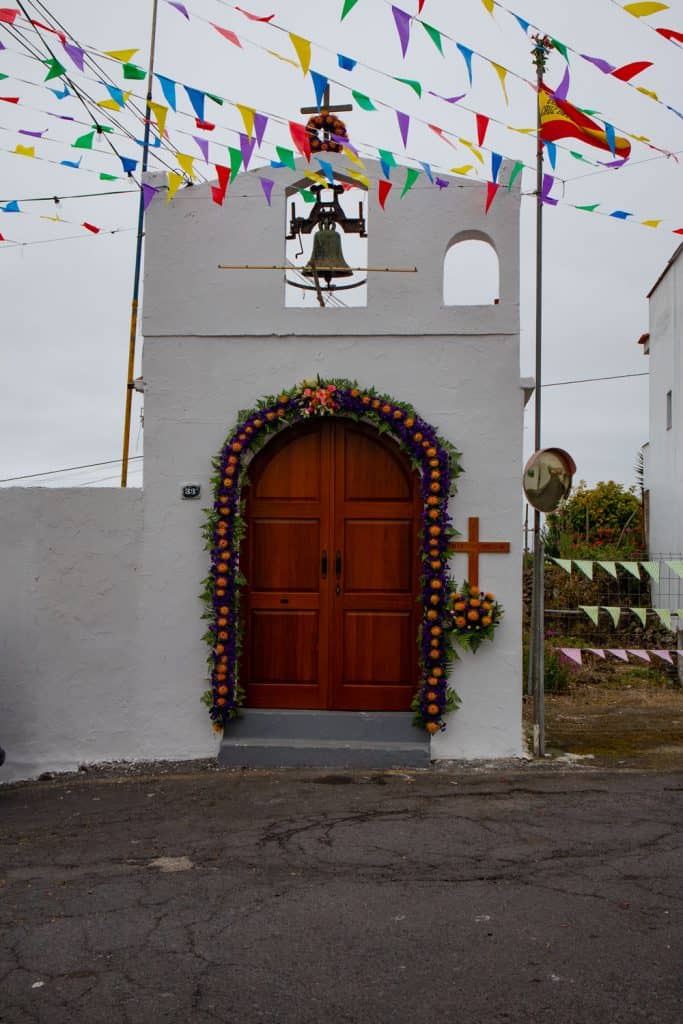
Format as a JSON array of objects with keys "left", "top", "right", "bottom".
[{"left": 539, "top": 87, "right": 631, "bottom": 159}]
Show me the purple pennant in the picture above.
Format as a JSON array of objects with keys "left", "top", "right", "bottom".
[
  {"left": 396, "top": 110, "right": 409, "bottom": 148},
  {"left": 193, "top": 136, "right": 209, "bottom": 162},
  {"left": 541, "top": 174, "right": 558, "bottom": 206},
  {"left": 332, "top": 133, "right": 357, "bottom": 155},
  {"left": 435, "top": 177, "right": 449, "bottom": 189},
  {"left": 428, "top": 91, "right": 466, "bottom": 104},
  {"left": 253, "top": 112, "right": 268, "bottom": 147},
  {"left": 62, "top": 40, "right": 85, "bottom": 71},
  {"left": 240, "top": 132, "right": 256, "bottom": 170},
  {"left": 167, "top": 0, "right": 189, "bottom": 17},
  {"left": 599, "top": 157, "right": 628, "bottom": 169},
  {"left": 259, "top": 177, "right": 274, "bottom": 206},
  {"left": 553, "top": 65, "right": 570, "bottom": 101},
  {"left": 142, "top": 183, "right": 159, "bottom": 211},
  {"left": 580, "top": 53, "right": 616, "bottom": 75},
  {"left": 392, "top": 6, "right": 411, "bottom": 58},
  {"left": 19, "top": 128, "right": 46, "bottom": 137},
  {"left": 0, "top": 39, "right": 5, "bottom": 51}
]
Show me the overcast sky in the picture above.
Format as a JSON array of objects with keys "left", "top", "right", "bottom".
[{"left": 1, "top": 0, "right": 681, "bottom": 490}]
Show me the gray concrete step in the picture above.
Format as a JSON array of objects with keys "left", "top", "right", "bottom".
[{"left": 217, "top": 710, "right": 430, "bottom": 768}]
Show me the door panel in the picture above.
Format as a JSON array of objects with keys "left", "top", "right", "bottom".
[{"left": 243, "top": 419, "right": 420, "bottom": 711}]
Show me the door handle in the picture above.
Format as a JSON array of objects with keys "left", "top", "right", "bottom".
[
  {"left": 321, "top": 550, "right": 328, "bottom": 579},
  {"left": 335, "top": 550, "right": 342, "bottom": 579}
]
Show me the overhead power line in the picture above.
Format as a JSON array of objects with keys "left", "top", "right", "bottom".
[
  {"left": 0, "top": 455, "right": 143, "bottom": 483},
  {"left": 542, "top": 371, "right": 648, "bottom": 387}
]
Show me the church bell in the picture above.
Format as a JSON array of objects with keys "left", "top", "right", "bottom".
[{"left": 302, "top": 223, "right": 354, "bottom": 287}]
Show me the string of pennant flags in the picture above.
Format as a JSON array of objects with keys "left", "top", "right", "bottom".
[
  {"left": 577, "top": 605, "right": 681, "bottom": 629},
  {"left": 557, "top": 647, "right": 683, "bottom": 666},
  {"left": 607, "top": 0, "right": 683, "bottom": 51},
  {"left": 550, "top": 558, "right": 683, "bottom": 581}
]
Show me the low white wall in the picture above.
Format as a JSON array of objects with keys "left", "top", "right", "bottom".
[{"left": 0, "top": 488, "right": 142, "bottom": 782}]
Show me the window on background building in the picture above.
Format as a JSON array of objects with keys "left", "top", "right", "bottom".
[
  {"left": 444, "top": 237, "right": 499, "bottom": 306},
  {"left": 666, "top": 389, "right": 672, "bottom": 430}
]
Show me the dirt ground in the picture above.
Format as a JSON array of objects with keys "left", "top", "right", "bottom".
[{"left": 527, "top": 685, "right": 683, "bottom": 769}]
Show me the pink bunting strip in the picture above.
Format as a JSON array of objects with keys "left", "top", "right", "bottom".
[
  {"left": 211, "top": 24, "right": 242, "bottom": 47},
  {"left": 587, "top": 649, "right": 606, "bottom": 659},
  {"left": 559, "top": 648, "right": 583, "bottom": 666},
  {"left": 627, "top": 650, "right": 651, "bottom": 662},
  {"left": 652, "top": 650, "right": 673, "bottom": 664},
  {"left": 608, "top": 649, "right": 629, "bottom": 662},
  {"left": 236, "top": 6, "right": 275, "bottom": 20}
]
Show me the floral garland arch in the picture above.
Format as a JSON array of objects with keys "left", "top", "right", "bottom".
[{"left": 201, "top": 378, "right": 465, "bottom": 735}]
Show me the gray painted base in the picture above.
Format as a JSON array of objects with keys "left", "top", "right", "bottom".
[{"left": 218, "top": 710, "right": 431, "bottom": 768}]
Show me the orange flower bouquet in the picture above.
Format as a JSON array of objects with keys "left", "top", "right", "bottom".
[{"left": 450, "top": 582, "right": 503, "bottom": 653}]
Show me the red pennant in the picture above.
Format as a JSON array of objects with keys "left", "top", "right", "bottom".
[
  {"left": 195, "top": 118, "right": 216, "bottom": 130},
  {"left": 0, "top": 8, "right": 19, "bottom": 24},
  {"left": 289, "top": 121, "right": 310, "bottom": 162},
  {"left": 674, "top": 228, "right": 683, "bottom": 235},
  {"left": 0, "top": 232, "right": 5, "bottom": 241},
  {"left": 476, "top": 114, "right": 489, "bottom": 147},
  {"left": 30, "top": 17, "right": 65, "bottom": 40},
  {"left": 418, "top": 0, "right": 427, "bottom": 10},
  {"left": 212, "top": 164, "right": 231, "bottom": 205},
  {"left": 378, "top": 180, "right": 392, "bottom": 210},
  {"left": 428, "top": 124, "right": 457, "bottom": 149},
  {"left": 657, "top": 27, "right": 683, "bottom": 43},
  {"left": 211, "top": 23, "right": 242, "bottom": 46},
  {"left": 235, "top": 6, "right": 275, "bottom": 20},
  {"left": 484, "top": 182, "right": 499, "bottom": 214},
  {"left": 82, "top": 222, "right": 100, "bottom": 233},
  {"left": 611, "top": 61, "right": 653, "bottom": 82},
  {"left": 0, "top": 96, "right": 19, "bottom": 103}
]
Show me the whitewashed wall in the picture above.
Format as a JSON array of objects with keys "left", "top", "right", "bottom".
[
  {"left": 139, "top": 156, "right": 524, "bottom": 761},
  {"left": 0, "top": 489, "right": 142, "bottom": 782}
]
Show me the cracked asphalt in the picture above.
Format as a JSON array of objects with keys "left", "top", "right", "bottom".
[{"left": 1, "top": 765, "right": 682, "bottom": 1024}]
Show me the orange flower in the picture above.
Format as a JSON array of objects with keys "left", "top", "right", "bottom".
[
  {"left": 431, "top": 470, "right": 441, "bottom": 480},
  {"left": 426, "top": 609, "right": 438, "bottom": 621},
  {"left": 426, "top": 447, "right": 437, "bottom": 458},
  {"left": 430, "top": 595, "right": 441, "bottom": 606},
  {"left": 430, "top": 560, "right": 441, "bottom": 571},
  {"left": 216, "top": 562, "right": 228, "bottom": 573},
  {"left": 361, "top": 395, "right": 370, "bottom": 405},
  {"left": 217, "top": 685, "right": 229, "bottom": 696},
  {"left": 429, "top": 526, "right": 441, "bottom": 537},
  {"left": 216, "top": 577, "right": 227, "bottom": 587},
  {"left": 217, "top": 617, "right": 228, "bottom": 628},
  {"left": 430, "top": 482, "right": 440, "bottom": 494},
  {"left": 427, "top": 690, "right": 437, "bottom": 700},
  {"left": 238, "top": 433, "right": 247, "bottom": 441},
  {"left": 393, "top": 409, "right": 403, "bottom": 419},
  {"left": 414, "top": 432, "right": 423, "bottom": 443},
  {"left": 253, "top": 418, "right": 263, "bottom": 428},
  {"left": 213, "top": 723, "right": 223, "bottom": 734},
  {"left": 228, "top": 455, "right": 238, "bottom": 465},
  {"left": 218, "top": 630, "right": 228, "bottom": 641},
  {"left": 482, "top": 616, "right": 492, "bottom": 626},
  {"left": 468, "top": 610, "right": 480, "bottom": 622},
  {"left": 427, "top": 496, "right": 439, "bottom": 507},
  {"left": 245, "top": 426, "right": 253, "bottom": 435},
  {"left": 278, "top": 395, "right": 289, "bottom": 404},
  {"left": 432, "top": 668, "right": 443, "bottom": 678},
  {"left": 428, "top": 509, "right": 439, "bottom": 520},
  {"left": 216, "top": 697, "right": 227, "bottom": 707},
  {"left": 382, "top": 404, "right": 391, "bottom": 414},
  {"left": 215, "top": 644, "right": 225, "bottom": 655},
  {"left": 430, "top": 638, "right": 440, "bottom": 648},
  {"left": 429, "top": 649, "right": 440, "bottom": 659},
  {"left": 429, "top": 458, "right": 439, "bottom": 468},
  {"left": 430, "top": 579, "right": 442, "bottom": 590},
  {"left": 266, "top": 412, "right": 276, "bottom": 421},
  {"left": 431, "top": 626, "right": 442, "bottom": 637},
  {"left": 231, "top": 442, "right": 242, "bottom": 453},
  {"left": 470, "top": 599, "right": 481, "bottom": 608},
  {"left": 485, "top": 593, "right": 495, "bottom": 601},
  {"left": 422, "top": 440, "right": 430, "bottom": 450},
  {"left": 426, "top": 721, "right": 439, "bottom": 734},
  {"left": 427, "top": 703, "right": 439, "bottom": 716},
  {"left": 405, "top": 418, "right": 414, "bottom": 428},
  {"left": 219, "top": 606, "right": 229, "bottom": 616},
  {"left": 215, "top": 589, "right": 226, "bottom": 598},
  {"left": 372, "top": 399, "right": 381, "bottom": 409},
  {"left": 455, "top": 616, "right": 466, "bottom": 627},
  {"left": 277, "top": 407, "right": 286, "bottom": 417}
]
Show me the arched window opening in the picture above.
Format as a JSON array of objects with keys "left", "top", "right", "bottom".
[{"left": 443, "top": 237, "right": 499, "bottom": 306}]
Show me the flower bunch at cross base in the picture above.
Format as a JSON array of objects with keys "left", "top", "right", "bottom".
[
  {"left": 450, "top": 582, "right": 504, "bottom": 653},
  {"left": 201, "top": 377, "right": 468, "bottom": 735}
]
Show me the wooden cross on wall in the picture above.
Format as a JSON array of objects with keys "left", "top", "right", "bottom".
[
  {"left": 301, "top": 84, "right": 353, "bottom": 116},
  {"left": 449, "top": 517, "right": 511, "bottom": 590}
]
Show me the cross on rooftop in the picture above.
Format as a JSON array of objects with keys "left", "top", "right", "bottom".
[{"left": 301, "top": 84, "right": 353, "bottom": 116}]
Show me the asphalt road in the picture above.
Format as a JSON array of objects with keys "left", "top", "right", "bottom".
[{"left": 1, "top": 765, "right": 682, "bottom": 1024}]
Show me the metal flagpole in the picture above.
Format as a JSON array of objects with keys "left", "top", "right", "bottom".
[
  {"left": 121, "top": 0, "right": 160, "bottom": 487},
  {"left": 530, "top": 35, "right": 553, "bottom": 755}
]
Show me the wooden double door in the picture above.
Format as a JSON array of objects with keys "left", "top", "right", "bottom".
[{"left": 243, "top": 419, "right": 421, "bottom": 711}]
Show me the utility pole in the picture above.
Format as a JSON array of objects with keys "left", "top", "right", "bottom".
[
  {"left": 121, "top": 0, "right": 160, "bottom": 487},
  {"left": 529, "top": 35, "right": 553, "bottom": 756}
]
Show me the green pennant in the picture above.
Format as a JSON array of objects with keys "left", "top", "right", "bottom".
[
  {"left": 0, "top": 73, "right": 8, "bottom": 80},
  {"left": 276, "top": 145, "right": 296, "bottom": 170},
  {"left": 551, "top": 38, "right": 569, "bottom": 61},
  {"left": 300, "top": 188, "right": 316, "bottom": 203},
  {"left": 619, "top": 561, "right": 642, "bottom": 579},
  {"left": 597, "top": 561, "right": 618, "bottom": 577},
  {"left": 72, "top": 131, "right": 95, "bottom": 150},
  {"left": 378, "top": 149, "right": 396, "bottom": 168},
  {"left": 341, "top": 0, "right": 361, "bottom": 19},
  {"left": 351, "top": 91, "right": 376, "bottom": 111},
  {"left": 631, "top": 608, "right": 648, "bottom": 626},
  {"left": 394, "top": 77, "right": 422, "bottom": 97},
  {"left": 92, "top": 124, "right": 114, "bottom": 133},
  {"left": 570, "top": 151, "right": 587, "bottom": 161},
  {"left": 640, "top": 561, "right": 660, "bottom": 582},
  {"left": 576, "top": 203, "right": 600, "bottom": 212},
  {"left": 122, "top": 62, "right": 147, "bottom": 80},
  {"left": 574, "top": 560, "right": 594, "bottom": 580},
  {"left": 206, "top": 93, "right": 224, "bottom": 105},
  {"left": 400, "top": 168, "right": 420, "bottom": 198},
  {"left": 603, "top": 607, "right": 621, "bottom": 627},
  {"left": 43, "top": 57, "right": 66, "bottom": 81},
  {"left": 228, "top": 146, "right": 243, "bottom": 178},
  {"left": 580, "top": 606, "right": 600, "bottom": 626},
  {"left": 99, "top": 172, "right": 118, "bottom": 181},
  {"left": 421, "top": 22, "right": 444, "bottom": 55},
  {"left": 552, "top": 558, "right": 572, "bottom": 574},
  {"left": 507, "top": 160, "right": 524, "bottom": 190},
  {"left": 654, "top": 608, "right": 672, "bottom": 630}
]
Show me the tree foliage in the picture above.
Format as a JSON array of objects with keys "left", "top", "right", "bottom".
[{"left": 544, "top": 480, "right": 643, "bottom": 559}]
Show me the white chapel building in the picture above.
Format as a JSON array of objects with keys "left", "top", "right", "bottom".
[{"left": 2, "top": 155, "right": 526, "bottom": 781}]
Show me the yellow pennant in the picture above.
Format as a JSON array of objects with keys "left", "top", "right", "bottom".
[
  {"left": 481, "top": 0, "right": 495, "bottom": 13},
  {"left": 98, "top": 98, "right": 122, "bottom": 111},
  {"left": 105, "top": 48, "right": 139, "bottom": 63},
  {"left": 342, "top": 146, "right": 365, "bottom": 168},
  {"left": 507, "top": 125, "right": 535, "bottom": 134},
  {"left": 14, "top": 144, "right": 35, "bottom": 157},
  {"left": 166, "top": 171, "right": 184, "bottom": 202},
  {"left": 149, "top": 101, "right": 168, "bottom": 138},
  {"left": 289, "top": 33, "right": 311, "bottom": 75},
  {"left": 304, "top": 171, "right": 327, "bottom": 184},
  {"left": 624, "top": 2, "right": 669, "bottom": 16},
  {"left": 41, "top": 214, "right": 63, "bottom": 222},
  {"left": 459, "top": 138, "right": 485, "bottom": 164},
  {"left": 176, "top": 152, "right": 196, "bottom": 179},
  {"left": 492, "top": 63, "right": 509, "bottom": 104},
  {"left": 641, "top": 219, "right": 662, "bottom": 227},
  {"left": 637, "top": 86, "right": 659, "bottom": 100},
  {"left": 236, "top": 104, "right": 255, "bottom": 138},
  {"left": 451, "top": 164, "right": 475, "bottom": 176},
  {"left": 345, "top": 168, "right": 370, "bottom": 188},
  {"left": 267, "top": 49, "right": 299, "bottom": 69}
]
